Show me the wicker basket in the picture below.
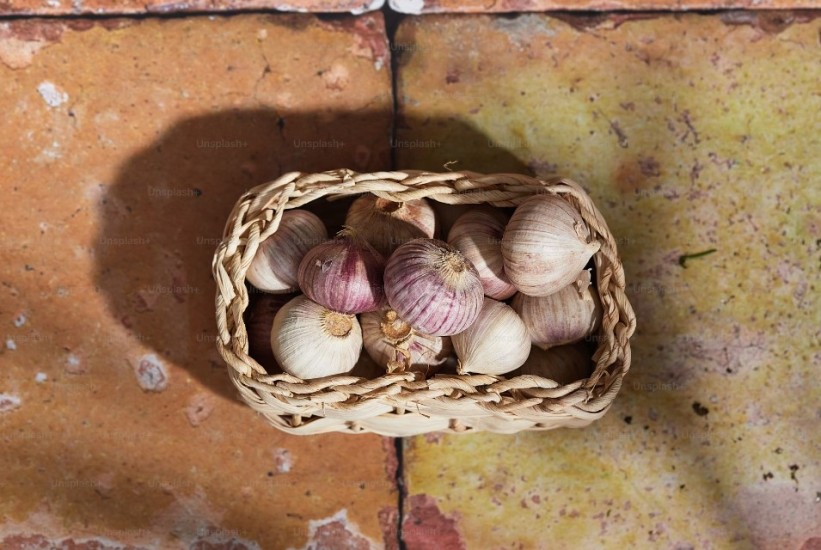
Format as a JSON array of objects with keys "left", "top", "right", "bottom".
[{"left": 213, "top": 170, "right": 636, "bottom": 436}]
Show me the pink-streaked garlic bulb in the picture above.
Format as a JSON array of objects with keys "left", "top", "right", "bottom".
[
  {"left": 384, "top": 239, "right": 484, "bottom": 337},
  {"left": 501, "top": 194, "right": 600, "bottom": 296},
  {"left": 247, "top": 210, "right": 328, "bottom": 293},
  {"left": 447, "top": 209, "right": 516, "bottom": 300},
  {"left": 344, "top": 194, "right": 436, "bottom": 257},
  {"left": 297, "top": 229, "right": 385, "bottom": 315}
]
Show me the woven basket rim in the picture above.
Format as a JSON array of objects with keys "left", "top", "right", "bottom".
[{"left": 212, "top": 169, "right": 636, "bottom": 435}]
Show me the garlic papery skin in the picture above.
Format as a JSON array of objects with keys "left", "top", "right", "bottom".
[
  {"left": 447, "top": 209, "right": 516, "bottom": 300},
  {"left": 247, "top": 210, "right": 328, "bottom": 293},
  {"left": 270, "top": 295, "right": 362, "bottom": 379},
  {"left": 361, "top": 308, "right": 452, "bottom": 375},
  {"left": 514, "top": 344, "right": 593, "bottom": 385},
  {"left": 453, "top": 298, "right": 530, "bottom": 376},
  {"left": 344, "top": 194, "right": 436, "bottom": 257},
  {"left": 501, "top": 194, "right": 600, "bottom": 296},
  {"left": 297, "top": 229, "right": 385, "bottom": 314},
  {"left": 384, "top": 239, "right": 484, "bottom": 337},
  {"left": 511, "top": 270, "right": 602, "bottom": 350}
]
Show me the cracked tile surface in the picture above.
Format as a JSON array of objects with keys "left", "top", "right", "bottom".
[
  {"left": 395, "top": 13, "right": 820, "bottom": 549},
  {"left": 0, "top": 13, "right": 395, "bottom": 549}
]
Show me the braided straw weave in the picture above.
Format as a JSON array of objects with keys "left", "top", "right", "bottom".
[{"left": 213, "top": 169, "right": 636, "bottom": 436}]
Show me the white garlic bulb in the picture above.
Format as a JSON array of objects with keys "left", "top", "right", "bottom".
[
  {"left": 511, "top": 269, "right": 602, "bottom": 350},
  {"left": 247, "top": 210, "right": 328, "bottom": 293},
  {"left": 453, "top": 298, "right": 531, "bottom": 376},
  {"left": 270, "top": 295, "right": 362, "bottom": 379},
  {"left": 447, "top": 209, "right": 516, "bottom": 300},
  {"left": 514, "top": 344, "right": 593, "bottom": 385},
  {"left": 361, "top": 308, "right": 452, "bottom": 375},
  {"left": 501, "top": 194, "right": 600, "bottom": 296},
  {"left": 344, "top": 194, "right": 436, "bottom": 257}
]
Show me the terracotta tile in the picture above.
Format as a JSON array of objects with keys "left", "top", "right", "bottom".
[
  {"left": 390, "top": 0, "right": 816, "bottom": 13},
  {"left": 0, "top": 14, "right": 396, "bottom": 549},
  {"left": 0, "top": 0, "right": 384, "bottom": 15},
  {"left": 395, "top": 13, "right": 820, "bottom": 549}
]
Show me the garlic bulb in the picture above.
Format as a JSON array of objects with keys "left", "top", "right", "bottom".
[
  {"left": 344, "top": 194, "right": 436, "bottom": 257},
  {"left": 501, "top": 194, "right": 600, "bottom": 296},
  {"left": 453, "top": 298, "right": 530, "bottom": 375},
  {"left": 514, "top": 344, "right": 593, "bottom": 385},
  {"left": 447, "top": 209, "right": 516, "bottom": 300},
  {"left": 247, "top": 210, "right": 328, "bottom": 293},
  {"left": 361, "top": 308, "right": 452, "bottom": 375},
  {"left": 298, "top": 229, "right": 385, "bottom": 314},
  {"left": 384, "top": 239, "right": 484, "bottom": 336},
  {"left": 270, "top": 295, "right": 362, "bottom": 379},
  {"left": 245, "top": 292, "right": 295, "bottom": 372},
  {"left": 511, "top": 270, "right": 602, "bottom": 350}
]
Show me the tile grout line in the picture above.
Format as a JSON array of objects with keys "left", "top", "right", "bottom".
[
  {"left": 384, "top": 8, "right": 406, "bottom": 548},
  {"left": 394, "top": 437, "right": 407, "bottom": 550},
  {"left": 0, "top": 7, "right": 798, "bottom": 21},
  {"left": 386, "top": 8, "right": 401, "bottom": 173}
]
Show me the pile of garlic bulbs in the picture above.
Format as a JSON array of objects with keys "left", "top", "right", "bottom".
[{"left": 245, "top": 193, "right": 603, "bottom": 384}]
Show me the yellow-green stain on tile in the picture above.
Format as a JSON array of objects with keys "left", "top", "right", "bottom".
[{"left": 398, "top": 13, "right": 820, "bottom": 550}]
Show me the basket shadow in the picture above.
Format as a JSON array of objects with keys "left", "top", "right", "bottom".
[{"left": 94, "top": 109, "right": 529, "bottom": 403}]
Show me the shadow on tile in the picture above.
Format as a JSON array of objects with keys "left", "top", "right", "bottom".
[
  {"left": 0, "top": 430, "right": 339, "bottom": 548},
  {"left": 94, "top": 110, "right": 529, "bottom": 402}
]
